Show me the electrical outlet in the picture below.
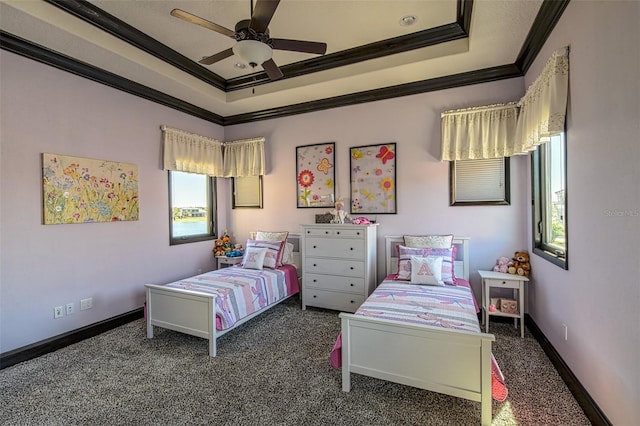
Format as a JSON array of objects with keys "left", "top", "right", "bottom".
[
  {"left": 66, "top": 303, "right": 74, "bottom": 315},
  {"left": 54, "top": 306, "right": 64, "bottom": 319},
  {"left": 80, "top": 298, "right": 93, "bottom": 310}
]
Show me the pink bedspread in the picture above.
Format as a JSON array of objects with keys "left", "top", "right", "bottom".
[
  {"left": 166, "top": 264, "right": 299, "bottom": 331},
  {"left": 330, "top": 276, "right": 508, "bottom": 402}
]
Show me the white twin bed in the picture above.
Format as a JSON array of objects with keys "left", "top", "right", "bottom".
[
  {"left": 145, "top": 233, "right": 301, "bottom": 357},
  {"left": 336, "top": 236, "right": 500, "bottom": 426}
]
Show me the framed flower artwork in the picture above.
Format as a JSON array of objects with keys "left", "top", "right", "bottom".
[
  {"left": 296, "top": 142, "right": 335, "bottom": 208},
  {"left": 350, "top": 143, "right": 397, "bottom": 214}
]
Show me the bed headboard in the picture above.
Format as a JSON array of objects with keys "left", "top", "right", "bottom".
[{"left": 384, "top": 236, "right": 470, "bottom": 281}]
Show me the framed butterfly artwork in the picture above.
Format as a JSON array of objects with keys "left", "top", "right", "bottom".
[
  {"left": 296, "top": 142, "right": 336, "bottom": 208},
  {"left": 349, "top": 143, "right": 397, "bottom": 214}
]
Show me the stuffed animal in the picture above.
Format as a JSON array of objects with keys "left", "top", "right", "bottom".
[
  {"left": 212, "top": 239, "right": 226, "bottom": 257},
  {"left": 492, "top": 256, "right": 510, "bottom": 274},
  {"left": 508, "top": 251, "right": 531, "bottom": 276}
]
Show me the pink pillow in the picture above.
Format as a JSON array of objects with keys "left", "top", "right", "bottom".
[
  {"left": 243, "top": 239, "right": 285, "bottom": 269},
  {"left": 396, "top": 245, "right": 456, "bottom": 284}
]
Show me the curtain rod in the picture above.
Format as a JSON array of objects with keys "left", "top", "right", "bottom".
[{"left": 441, "top": 102, "right": 518, "bottom": 117}]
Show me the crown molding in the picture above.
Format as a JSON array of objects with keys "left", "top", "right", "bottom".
[
  {"left": 1, "top": 0, "right": 567, "bottom": 126},
  {"left": 0, "top": 31, "right": 224, "bottom": 125}
]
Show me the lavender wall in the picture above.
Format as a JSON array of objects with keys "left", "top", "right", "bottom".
[
  {"left": 0, "top": 51, "right": 225, "bottom": 353},
  {"left": 224, "top": 78, "right": 527, "bottom": 299},
  {"left": 523, "top": 2, "right": 640, "bottom": 424}
]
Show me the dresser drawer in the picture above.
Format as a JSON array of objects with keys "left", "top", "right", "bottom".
[
  {"left": 304, "top": 273, "right": 365, "bottom": 293},
  {"left": 303, "top": 289, "right": 365, "bottom": 313},
  {"left": 304, "top": 257, "right": 364, "bottom": 278},
  {"left": 305, "top": 238, "right": 364, "bottom": 259},
  {"left": 303, "top": 227, "right": 366, "bottom": 239}
]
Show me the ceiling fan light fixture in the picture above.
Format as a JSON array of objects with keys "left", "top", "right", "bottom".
[{"left": 233, "top": 40, "right": 272, "bottom": 67}]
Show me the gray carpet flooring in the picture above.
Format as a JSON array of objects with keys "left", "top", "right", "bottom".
[{"left": 1, "top": 296, "right": 590, "bottom": 425}]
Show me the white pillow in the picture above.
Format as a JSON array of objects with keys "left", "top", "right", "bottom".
[
  {"left": 255, "top": 231, "right": 289, "bottom": 241},
  {"left": 242, "top": 247, "right": 268, "bottom": 270},
  {"left": 404, "top": 234, "right": 453, "bottom": 249},
  {"left": 410, "top": 256, "right": 445, "bottom": 286},
  {"left": 281, "top": 242, "right": 294, "bottom": 265}
]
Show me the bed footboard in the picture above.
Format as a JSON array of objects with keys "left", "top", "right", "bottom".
[
  {"left": 145, "top": 284, "right": 217, "bottom": 357},
  {"left": 340, "top": 313, "right": 495, "bottom": 426}
]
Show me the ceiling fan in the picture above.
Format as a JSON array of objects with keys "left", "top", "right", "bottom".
[{"left": 171, "top": 0, "right": 327, "bottom": 81}]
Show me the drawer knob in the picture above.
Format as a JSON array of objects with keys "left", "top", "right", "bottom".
[
  {"left": 350, "top": 267, "right": 354, "bottom": 270},
  {"left": 307, "top": 230, "right": 310, "bottom": 234},
  {"left": 313, "top": 245, "right": 317, "bottom": 248},
  {"left": 325, "top": 231, "right": 329, "bottom": 234},
  {"left": 350, "top": 300, "right": 355, "bottom": 304},
  {"left": 336, "top": 231, "right": 340, "bottom": 235},
  {"left": 313, "top": 264, "right": 317, "bottom": 267},
  {"left": 357, "top": 232, "right": 360, "bottom": 235},
  {"left": 313, "top": 279, "right": 317, "bottom": 283},
  {"left": 502, "top": 281, "right": 506, "bottom": 284},
  {"left": 350, "top": 247, "right": 353, "bottom": 251},
  {"left": 313, "top": 295, "right": 317, "bottom": 298},
  {"left": 350, "top": 283, "right": 354, "bottom": 287}
]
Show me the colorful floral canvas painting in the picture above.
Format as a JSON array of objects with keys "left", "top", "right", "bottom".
[
  {"left": 296, "top": 142, "right": 335, "bottom": 208},
  {"left": 350, "top": 143, "right": 397, "bottom": 214},
  {"left": 42, "top": 153, "right": 139, "bottom": 224}
]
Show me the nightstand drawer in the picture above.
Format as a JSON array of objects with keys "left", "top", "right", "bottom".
[
  {"left": 485, "top": 278, "right": 520, "bottom": 289},
  {"left": 303, "top": 289, "right": 365, "bottom": 313},
  {"left": 304, "top": 273, "right": 365, "bottom": 293},
  {"left": 304, "top": 258, "right": 364, "bottom": 278}
]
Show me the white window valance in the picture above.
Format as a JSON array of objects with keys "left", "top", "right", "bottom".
[
  {"left": 515, "top": 46, "right": 569, "bottom": 152},
  {"left": 440, "top": 47, "right": 569, "bottom": 160},
  {"left": 223, "top": 137, "right": 265, "bottom": 177},
  {"left": 162, "top": 126, "right": 224, "bottom": 176},
  {"left": 441, "top": 103, "right": 519, "bottom": 160}
]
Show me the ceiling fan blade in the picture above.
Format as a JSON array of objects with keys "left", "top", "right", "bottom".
[
  {"left": 262, "top": 59, "right": 284, "bottom": 80},
  {"left": 199, "top": 48, "right": 235, "bottom": 65},
  {"left": 271, "top": 38, "right": 327, "bottom": 55},
  {"left": 249, "top": 0, "right": 281, "bottom": 33},
  {"left": 170, "top": 9, "right": 235, "bottom": 38}
]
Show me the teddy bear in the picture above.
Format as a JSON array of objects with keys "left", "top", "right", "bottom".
[
  {"left": 492, "top": 256, "right": 510, "bottom": 274},
  {"left": 212, "top": 239, "right": 226, "bottom": 257},
  {"left": 508, "top": 251, "right": 531, "bottom": 276}
]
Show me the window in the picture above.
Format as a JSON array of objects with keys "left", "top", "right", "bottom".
[
  {"left": 450, "top": 158, "right": 510, "bottom": 205},
  {"left": 232, "top": 175, "right": 263, "bottom": 208},
  {"left": 168, "top": 171, "right": 216, "bottom": 245},
  {"left": 532, "top": 133, "right": 567, "bottom": 268}
]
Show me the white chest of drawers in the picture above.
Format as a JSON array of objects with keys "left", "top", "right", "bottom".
[{"left": 301, "top": 223, "right": 378, "bottom": 313}]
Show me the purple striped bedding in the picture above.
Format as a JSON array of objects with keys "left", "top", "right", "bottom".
[
  {"left": 355, "top": 279, "right": 480, "bottom": 332},
  {"left": 165, "top": 267, "right": 291, "bottom": 331}
]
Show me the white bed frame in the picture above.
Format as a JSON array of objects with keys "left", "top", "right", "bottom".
[
  {"left": 340, "top": 236, "right": 496, "bottom": 425},
  {"left": 145, "top": 233, "right": 301, "bottom": 357}
]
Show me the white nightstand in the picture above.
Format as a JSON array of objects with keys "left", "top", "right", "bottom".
[
  {"left": 216, "top": 255, "right": 242, "bottom": 269},
  {"left": 478, "top": 270, "right": 529, "bottom": 338}
]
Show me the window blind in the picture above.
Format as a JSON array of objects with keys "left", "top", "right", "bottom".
[{"left": 451, "top": 158, "right": 508, "bottom": 204}]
